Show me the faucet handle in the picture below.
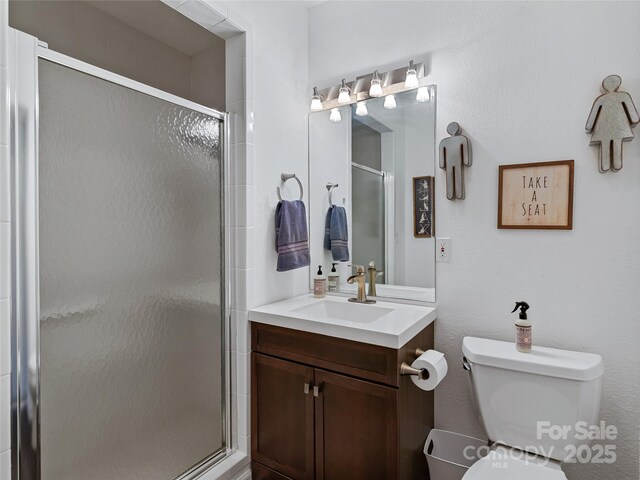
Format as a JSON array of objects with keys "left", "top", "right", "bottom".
[{"left": 348, "top": 264, "right": 366, "bottom": 274}]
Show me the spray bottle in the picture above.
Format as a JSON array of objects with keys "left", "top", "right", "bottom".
[{"left": 511, "top": 301, "right": 531, "bottom": 353}]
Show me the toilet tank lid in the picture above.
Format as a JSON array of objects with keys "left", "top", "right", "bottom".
[{"left": 462, "top": 337, "right": 604, "bottom": 381}]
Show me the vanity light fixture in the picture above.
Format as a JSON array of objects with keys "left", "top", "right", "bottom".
[
  {"left": 405, "top": 60, "right": 419, "bottom": 89},
  {"left": 355, "top": 102, "right": 368, "bottom": 117},
  {"left": 329, "top": 107, "right": 342, "bottom": 123},
  {"left": 416, "top": 86, "right": 430, "bottom": 102},
  {"left": 312, "top": 61, "right": 427, "bottom": 113},
  {"left": 383, "top": 94, "right": 397, "bottom": 109},
  {"left": 310, "top": 87, "right": 323, "bottom": 111},
  {"left": 369, "top": 70, "right": 383, "bottom": 97},
  {"left": 337, "top": 79, "right": 351, "bottom": 104}
]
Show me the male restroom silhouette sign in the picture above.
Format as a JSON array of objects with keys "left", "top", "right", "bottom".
[{"left": 439, "top": 122, "right": 471, "bottom": 200}]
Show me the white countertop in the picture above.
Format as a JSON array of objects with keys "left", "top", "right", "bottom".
[{"left": 248, "top": 294, "right": 437, "bottom": 349}]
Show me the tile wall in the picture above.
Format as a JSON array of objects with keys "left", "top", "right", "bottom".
[{"left": 224, "top": 23, "right": 253, "bottom": 461}]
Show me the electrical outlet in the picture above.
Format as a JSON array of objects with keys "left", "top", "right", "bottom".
[{"left": 436, "top": 237, "right": 451, "bottom": 262}]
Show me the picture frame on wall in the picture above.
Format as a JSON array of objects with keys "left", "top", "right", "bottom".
[
  {"left": 413, "top": 176, "right": 435, "bottom": 237},
  {"left": 498, "top": 160, "right": 574, "bottom": 230}
]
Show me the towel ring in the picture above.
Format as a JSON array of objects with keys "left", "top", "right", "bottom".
[
  {"left": 326, "top": 182, "right": 339, "bottom": 206},
  {"left": 277, "top": 173, "right": 304, "bottom": 201}
]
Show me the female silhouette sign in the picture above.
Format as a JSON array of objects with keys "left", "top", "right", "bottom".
[{"left": 585, "top": 75, "right": 639, "bottom": 172}]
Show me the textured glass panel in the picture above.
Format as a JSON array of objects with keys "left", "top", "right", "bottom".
[
  {"left": 351, "top": 166, "right": 385, "bottom": 282},
  {"left": 38, "top": 59, "right": 224, "bottom": 480}
]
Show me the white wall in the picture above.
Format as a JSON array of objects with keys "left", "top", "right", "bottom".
[
  {"left": 0, "top": 0, "right": 10, "bottom": 476},
  {"left": 309, "top": 2, "right": 639, "bottom": 479},
  {"left": 225, "top": 1, "right": 310, "bottom": 312}
]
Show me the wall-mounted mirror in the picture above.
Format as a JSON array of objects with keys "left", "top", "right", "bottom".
[{"left": 308, "top": 87, "right": 436, "bottom": 303}]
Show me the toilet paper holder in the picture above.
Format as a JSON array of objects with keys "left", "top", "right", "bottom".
[{"left": 399, "top": 348, "right": 430, "bottom": 380}]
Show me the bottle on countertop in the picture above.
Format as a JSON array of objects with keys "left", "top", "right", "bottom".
[
  {"left": 512, "top": 301, "right": 531, "bottom": 352},
  {"left": 314, "top": 265, "right": 327, "bottom": 298},
  {"left": 327, "top": 263, "right": 339, "bottom": 292}
]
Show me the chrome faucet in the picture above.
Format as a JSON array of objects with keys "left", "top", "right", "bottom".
[
  {"left": 367, "top": 261, "right": 384, "bottom": 298},
  {"left": 347, "top": 265, "right": 375, "bottom": 304}
]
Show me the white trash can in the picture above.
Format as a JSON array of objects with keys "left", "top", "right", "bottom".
[{"left": 424, "top": 429, "right": 488, "bottom": 480}]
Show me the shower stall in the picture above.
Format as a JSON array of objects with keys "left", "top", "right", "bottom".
[{"left": 10, "top": 30, "right": 230, "bottom": 480}]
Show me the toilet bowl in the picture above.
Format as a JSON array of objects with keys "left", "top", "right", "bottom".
[{"left": 459, "top": 337, "right": 604, "bottom": 480}]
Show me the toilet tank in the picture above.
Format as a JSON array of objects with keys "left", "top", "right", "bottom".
[{"left": 462, "top": 337, "right": 603, "bottom": 462}]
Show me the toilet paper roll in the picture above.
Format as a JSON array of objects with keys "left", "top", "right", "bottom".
[{"left": 410, "top": 350, "right": 448, "bottom": 391}]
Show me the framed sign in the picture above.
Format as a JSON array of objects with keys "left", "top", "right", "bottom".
[
  {"left": 413, "top": 176, "right": 434, "bottom": 237},
  {"left": 498, "top": 160, "right": 574, "bottom": 229}
]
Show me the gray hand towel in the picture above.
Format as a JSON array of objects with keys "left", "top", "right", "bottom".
[
  {"left": 324, "top": 206, "right": 349, "bottom": 262},
  {"left": 275, "top": 200, "right": 311, "bottom": 272}
]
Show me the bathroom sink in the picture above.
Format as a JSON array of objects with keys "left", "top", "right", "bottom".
[
  {"left": 291, "top": 300, "right": 393, "bottom": 323},
  {"left": 248, "top": 295, "right": 436, "bottom": 348}
]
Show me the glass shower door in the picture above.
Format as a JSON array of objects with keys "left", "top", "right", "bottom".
[
  {"left": 36, "top": 58, "right": 226, "bottom": 480},
  {"left": 351, "top": 164, "right": 385, "bottom": 281}
]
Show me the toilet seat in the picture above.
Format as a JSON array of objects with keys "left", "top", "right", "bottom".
[{"left": 462, "top": 446, "right": 567, "bottom": 480}]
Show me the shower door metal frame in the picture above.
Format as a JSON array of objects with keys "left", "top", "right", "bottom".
[{"left": 9, "top": 29, "right": 232, "bottom": 480}]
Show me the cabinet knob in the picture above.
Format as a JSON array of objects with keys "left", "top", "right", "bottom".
[
  {"left": 304, "top": 383, "right": 310, "bottom": 395},
  {"left": 313, "top": 384, "right": 322, "bottom": 397}
]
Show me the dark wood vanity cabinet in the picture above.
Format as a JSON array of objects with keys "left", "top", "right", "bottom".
[
  {"left": 251, "top": 322, "right": 435, "bottom": 480},
  {"left": 252, "top": 354, "right": 315, "bottom": 479}
]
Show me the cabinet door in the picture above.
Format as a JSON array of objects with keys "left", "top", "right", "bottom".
[
  {"left": 315, "top": 370, "right": 398, "bottom": 480},
  {"left": 252, "top": 353, "right": 315, "bottom": 479}
]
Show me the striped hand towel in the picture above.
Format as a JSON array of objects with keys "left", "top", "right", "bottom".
[
  {"left": 275, "top": 200, "right": 311, "bottom": 272},
  {"left": 324, "top": 205, "right": 349, "bottom": 262}
]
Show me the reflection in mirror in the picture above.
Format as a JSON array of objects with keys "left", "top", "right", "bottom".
[{"left": 309, "top": 87, "right": 436, "bottom": 303}]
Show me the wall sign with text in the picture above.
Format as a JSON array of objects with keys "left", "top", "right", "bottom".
[{"left": 498, "top": 160, "right": 574, "bottom": 230}]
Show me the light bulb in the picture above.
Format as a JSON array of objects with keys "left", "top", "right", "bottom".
[
  {"left": 329, "top": 108, "right": 342, "bottom": 123},
  {"left": 369, "top": 79, "right": 382, "bottom": 97},
  {"left": 369, "top": 70, "right": 383, "bottom": 97},
  {"left": 416, "top": 86, "right": 430, "bottom": 102},
  {"left": 405, "top": 61, "right": 419, "bottom": 89},
  {"left": 310, "top": 87, "right": 323, "bottom": 111},
  {"left": 383, "top": 95, "right": 397, "bottom": 109},
  {"left": 338, "top": 88, "right": 350, "bottom": 104},
  {"left": 310, "top": 96, "right": 322, "bottom": 111},
  {"left": 355, "top": 102, "right": 368, "bottom": 117},
  {"left": 337, "top": 79, "right": 351, "bottom": 104}
]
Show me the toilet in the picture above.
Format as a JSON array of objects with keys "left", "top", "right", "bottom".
[{"left": 460, "top": 336, "right": 604, "bottom": 479}]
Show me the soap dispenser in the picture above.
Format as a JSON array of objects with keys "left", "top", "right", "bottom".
[
  {"left": 314, "top": 266, "right": 327, "bottom": 298},
  {"left": 327, "top": 263, "right": 339, "bottom": 292},
  {"left": 511, "top": 301, "right": 531, "bottom": 352}
]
